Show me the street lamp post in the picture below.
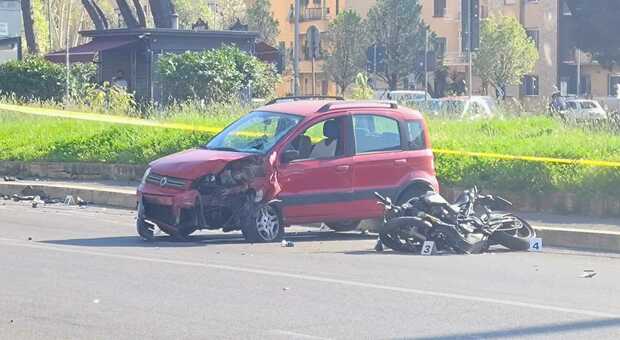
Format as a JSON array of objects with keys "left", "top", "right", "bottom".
[
  {"left": 65, "top": 0, "right": 73, "bottom": 104},
  {"left": 293, "top": 0, "right": 301, "bottom": 96}
]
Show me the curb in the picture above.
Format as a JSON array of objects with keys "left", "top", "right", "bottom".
[
  {"left": 536, "top": 227, "right": 620, "bottom": 254},
  {"left": 0, "top": 182, "right": 136, "bottom": 209},
  {"left": 1, "top": 182, "right": 618, "bottom": 253}
]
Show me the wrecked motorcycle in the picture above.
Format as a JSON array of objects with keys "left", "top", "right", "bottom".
[{"left": 374, "top": 187, "right": 536, "bottom": 254}]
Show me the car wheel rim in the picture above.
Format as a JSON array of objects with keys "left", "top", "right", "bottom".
[{"left": 256, "top": 206, "right": 280, "bottom": 241}]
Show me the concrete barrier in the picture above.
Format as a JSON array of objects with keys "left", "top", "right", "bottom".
[
  {"left": 0, "top": 182, "right": 136, "bottom": 209},
  {"left": 0, "top": 161, "right": 146, "bottom": 182}
]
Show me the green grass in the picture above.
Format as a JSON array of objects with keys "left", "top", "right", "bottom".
[{"left": 1, "top": 108, "right": 619, "bottom": 197}]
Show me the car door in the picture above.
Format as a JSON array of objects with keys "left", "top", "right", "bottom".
[
  {"left": 348, "top": 113, "right": 412, "bottom": 219},
  {"left": 275, "top": 113, "right": 357, "bottom": 224}
]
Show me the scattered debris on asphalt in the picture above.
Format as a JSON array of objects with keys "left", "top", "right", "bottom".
[
  {"left": 93, "top": 299, "right": 100, "bottom": 304},
  {"left": 3, "top": 176, "right": 16, "bottom": 182},
  {"left": 27, "top": 237, "right": 32, "bottom": 241},
  {"left": 282, "top": 287, "right": 290, "bottom": 291},
  {"left": 374, "top": 237, "right": 384, "bottom": 252},
  {"left": 64, "top": 195, "right": 75, "bottom": 205},
  {"left": 76, "top": 196, "right": 88, "bottom": 207},
  {"left": 580, "top": 270, "right": 597, "bottom": 278},
  {"left": 31, "top": 195, "right": 44, "bottom": 208},
  {"left": 281, "top": 240, "right": 294, "bottom": 247}
]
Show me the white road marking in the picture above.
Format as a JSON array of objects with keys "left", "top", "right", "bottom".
[
  {"left": 269, "top": 329, "right": 332, "bottom": 340},
  {"left": 1, "top": 237, "right": 619, "bottom": 319}
]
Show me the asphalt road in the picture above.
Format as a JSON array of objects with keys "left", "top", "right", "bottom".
[{"left": 1, "top": 201, "right": 620, "bottom": 340}]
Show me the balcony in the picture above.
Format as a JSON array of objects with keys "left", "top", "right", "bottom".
[{"left": 289, "top": 7, "right": 329, "bottom": 22}]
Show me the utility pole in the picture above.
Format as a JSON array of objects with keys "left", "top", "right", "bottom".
[
  {"left": 424, "top": 28, "right": 429, "bottom": 104},
  {"left": 47, "top": 0, "right": 52, "bottom": 50},
  {"left": 293, "top": 0, "right": 301, "bottom": 96},
  {"left": 65, "top": 0, "right": 73, "bottom": 104},
  {"left": 576, "top": 48, "right": 581, "bottom": 97},
  {"left": 467, "top": 0, "right": 473, "bottom": 98}
]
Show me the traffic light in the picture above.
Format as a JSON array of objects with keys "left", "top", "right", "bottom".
[{"left": 461, "top": 0, "right": 480, "bottom": 52}]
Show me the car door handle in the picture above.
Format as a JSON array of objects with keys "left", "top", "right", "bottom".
[
  {"left": 335, "top": 165, "right": 351, "bottom": 173},
  {"left": 394, "top": 159, "right": 407, "bottom": 166}
]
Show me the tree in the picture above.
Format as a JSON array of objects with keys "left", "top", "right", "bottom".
[
  {"left": 21, "top": 0, "right": 40, "bottom": 54},
  {"left": 566, "top": 0, "right": 620, "bottom": 70},
  {"left": 366, "top": 0, "right": 429, "bottom": 90},
  {"left": 246, "top": 0, "right": 279, "bottom": 45},
  {"left": 149, "top": 0, "right": 176, "bottom": 28},
  {"left": 473, "top": 15, "right": 538, "bottom": 96},
  {"left": 173, "top": 0, "right": 214, "bottom": 29},
  {"left": 323, "top": 10, "right": 368, "bottom": 94},
  {"left": 81, "top": 0, "right": 108, "bottom": 30}
]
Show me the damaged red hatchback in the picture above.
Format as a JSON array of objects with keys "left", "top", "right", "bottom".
[{"left": 137, "top": 97, "right": 439, "bottom": 242}]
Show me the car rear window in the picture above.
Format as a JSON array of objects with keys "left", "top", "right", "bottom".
[
  {"left": 353, "top": 115, "right": 402, "bottom": 153},
  {"left": 580, "top": 101, "right": 597, "bottom": 109},
  {"left": 406, "top": 120, "right": 426, "bottom": 150}
]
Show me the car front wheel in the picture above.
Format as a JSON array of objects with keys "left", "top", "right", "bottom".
[{"left": 242, "top": 204, "right": 284, "bottom": 243}]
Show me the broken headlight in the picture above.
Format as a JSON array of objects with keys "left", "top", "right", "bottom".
[{"left": 141, "top": 167, "right": 151, "bottom": 185}]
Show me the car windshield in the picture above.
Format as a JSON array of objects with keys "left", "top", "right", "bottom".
[{"left": 205, "top": 111, "right": 302, "bottom": 153}]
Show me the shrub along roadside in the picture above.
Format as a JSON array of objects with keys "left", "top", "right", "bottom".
[{"left": 0, "top": 110, "right": 619, "bottom": 197}]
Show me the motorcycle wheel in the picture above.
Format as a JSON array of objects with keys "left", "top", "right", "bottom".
[
  {"left": 379, "top": 232, "right": 421, "bottom": 252},
  {"left": 491, "top": 215, "right": 536, "bottom": 251}
]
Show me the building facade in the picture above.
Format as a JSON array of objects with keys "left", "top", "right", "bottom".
[
  {"left": 275, "top": 0, "right": 616, "bottom": 99},
  {"left": 0, "top": 0, "right": 21, "bottom": 64},
  {"left": 273, "top": 0, "right": 347, "bottom": 96}
]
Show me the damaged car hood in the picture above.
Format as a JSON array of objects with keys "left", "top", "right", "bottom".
[{"left": 149, "top": 148, "right": 254, "bottom": 179}]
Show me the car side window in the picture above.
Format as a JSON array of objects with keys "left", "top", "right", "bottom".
[
  {"left": 353, "top": 115, "right": 401, "bottom": 154},
  {"left": 406, "top": 121, "right": 426, "bottom": 150},
  {"left": 285, "top": 117, "right": 345, "bottom": 161}
]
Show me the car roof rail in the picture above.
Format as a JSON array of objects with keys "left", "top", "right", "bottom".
[
  {"left": 266, "top": 96, "right": 345, "bottom": 105},
  {"left": 316, "top": 100, "right": 398, "bottom": 113}
]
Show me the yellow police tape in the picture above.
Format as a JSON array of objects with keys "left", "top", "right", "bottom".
[{"left": 2, "top": 103, "right": 620, "bottom": 169}]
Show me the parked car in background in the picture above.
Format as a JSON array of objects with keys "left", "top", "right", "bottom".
[
  {"left": 564, "top": 99, "right": 607, "bottom": 122},
  {"left": 438, "top": 96, "right": 497, "bottom": 119},
  {"left": 137, "top": 97, "right": 439, "bottom": 243},
  {"left": 376, "top": 90, "right": 432, "bottom": 103}
]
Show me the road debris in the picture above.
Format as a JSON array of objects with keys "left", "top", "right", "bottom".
[
  {"left": 64, "top": 195, "right": 75, "bottom": 205},
  {"left": 281, "top": 240, "right": 294, "bottom": 247},
  {"left": 76, "top": 196, "right": 88, "bottom": 207},
  {"left": 580, "top": 270, "right": 597, "bottom": 278},
  {"left": 374, "top": 237, "right": 384, "bottom": 252},
  {"left": 93, "top": 299, "right": 100, "bottom": 304},
  {"left": 3, "top": 176, "right": 16, "bottom": 182},
  {"left": 27, "top": 237, "right": 32, "bottom": 241},
  {"left": 282, "top": 287, "right": 290, "bottom": 291},
  {"left": 31, "top": 196, "right": 44, "bottom": 208}
]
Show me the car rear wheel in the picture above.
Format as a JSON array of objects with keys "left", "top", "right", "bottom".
[
  {"left": 242, "top": 204, "right": 284, "bottom": 243},
  {"left": 326, "top": 220, "right": 361, "bottom": 232}
]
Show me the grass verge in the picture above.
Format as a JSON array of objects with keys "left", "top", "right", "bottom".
[{"left": 1, "top": 109, "right": 619, "bottom": 197}]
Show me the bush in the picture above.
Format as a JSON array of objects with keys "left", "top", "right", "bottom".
[
  {"left": 158, "top": 46, "right": 279, "bottom": 103},
  {"left": 0, "top": 57, "right": 65, "bottom": 101},
  {"left": 0, "top": 57, "right": 98, "bottom": 103}
]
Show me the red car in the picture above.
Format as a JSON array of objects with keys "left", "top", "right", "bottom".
[{"left": 137, "top": 97, "right": 439, "bottom": 242}]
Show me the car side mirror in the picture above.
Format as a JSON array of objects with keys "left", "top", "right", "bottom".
[{"left": 282, "top": 149, "right": 300, "bottom": 163}]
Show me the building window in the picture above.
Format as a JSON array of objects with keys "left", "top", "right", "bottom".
[
  {"left": 434, "top": 0, "right": 446, "bottom": 17},
  {"left": 435, "top": 37, "right": 447, "bottom": 58},
  {"left": 523, "top": 75, "right": 539, "bottom": 96},
  {"left": 526, "top": 29, "right": 539, "bottom": 50},
  {"left": 580, "top": 75, "right": 592, "bottom": 96},
  {"left": 609, "top": 75, "right": 620, "bottom": 96}
]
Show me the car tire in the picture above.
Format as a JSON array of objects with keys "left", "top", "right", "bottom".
[
  {"left": 326, "top": 220, "right": 361, "bottom": 232},
  {"left": 242, "top": 204, "right": 284, "bottom": 243}
]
